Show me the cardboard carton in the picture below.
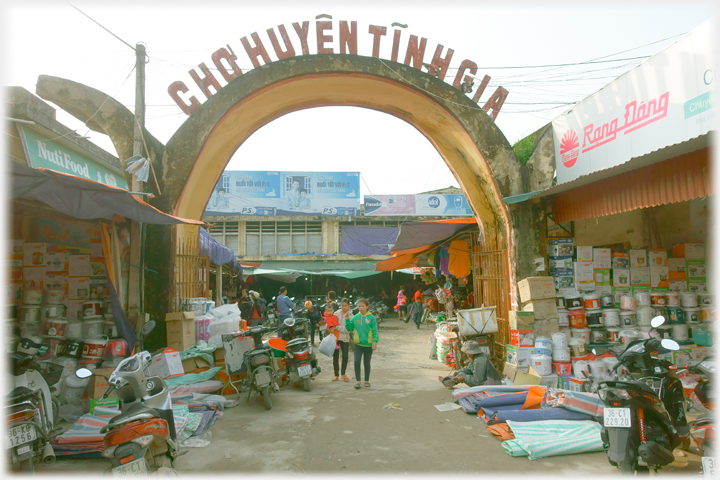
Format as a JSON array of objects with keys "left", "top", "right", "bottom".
[
  {"left": 521, "top": 299, "right": 558, "bottom": 320},
  {"left": 612, "top": 287, "right": 632, "bottom": 306},
  {"left": 68, "top": 276, "right": 90, "bottom": 299},
  {"left": 165, "top": 311, "right": 196, "bottom": 352},
  {"left": 613, "top": 269, "right": 631, "bottom": 287},
  {"left": 505, "top": 344, "right": 534, "bottom": 368},
  {"left": 68, "top": 255, "right": 91, "bottom": 277},
  {"left": 503, "top": 363, "right": 541, "bottom": 386},
  {"left": 593, "top": 248, "right": 612, "bottom": 269},
  {"left": 22, "top": 266, "right": 46, "bottom": 290},
  {"left": 508, "top": 311, "right": 535, "bottom": 330},
  {"left": 649, "top": 249, "right": 668, "bottom": 266},
  {"left": 148, "top": 349, "right": 184, "bottom": 379},
  {"left": 89, "top": 397, "right": 120, "bottom": 413},
  {"left": 548, "top": 238, "right": 574, "bottom": 257},
  {"left": 667, "top": 258, "right": 686, "bottom": 273},
  {"left": 557, "top": 374, "right": 572, "bottom": 390},
  {"left": 686, "top": 260, "right": 706, "bottom": 279},
  {"left": 181, "top": 356, "right": 212, "bottom": 372},
  {"left": 549, "top": 257, "right": 573, "bottom": 270},
  {"left": 87, "top": 367, "right": 116, "bottom": 399},
  {"left": 630, "top": 267, "right": 650, "bottom": 286},
  {"left": 569, "top": 377, "right": 587, "bottom": 393},
  {"left": 612, "top": 252, "right": 630, "bottom": 270},
  {"left": 650, "top": 267, "right": 669, "bottom": 288},
  {"left": 574, "top": 262, "right": 595, "bottom": 292},
  {"left": 22, "top": 242, "right": 47, "bottom": 267},
  {"left": 518, "top": 277, "right": 556, "bottom": 303},
  {"left": 510, "top": 329, "right": 534, "bottom": 347},
  {"left": 553, "top": 275, "right": 575, "bottom": 290},
  {"left": 594, "top": 269, "right": 611, "bottom": 286},
  {"left": 630, "top": 250, "right": 648, "bottom": 267},
  {"left": 576, "top": 246, "right": 593, "bottom": 263},
  {"left": 672, "top": 243, "right": 705, "bottom": 260}
]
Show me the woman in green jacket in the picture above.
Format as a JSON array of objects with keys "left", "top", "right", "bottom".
[{"left": 345, "top": 298, "right": 379, "bottom": 389}]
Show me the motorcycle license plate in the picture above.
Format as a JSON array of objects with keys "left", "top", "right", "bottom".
[
  {"left": 298, "top": 364, "right": 312, "bottom": 377},
  {"left": 702, "top": 457, "right": 718, "bottom": 478},
  {"left": 603, "top": 407, "right": 631, "bottom": 428},
  {"left": 111, "top": 458, "right": 148, "bottom": 477},
  {"left": 6, "top": 424, "right": 36, "bottom": 449},
  {"left": 255, "top": 371, "right": 270, "bottom": 386}
]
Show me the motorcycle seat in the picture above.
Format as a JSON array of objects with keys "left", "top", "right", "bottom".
[
  {"left": 107, "top": 402, "right": 160, "bottom": 429},
  {"left": 7, "top": 386, "right": 36, "bottom": 403},
  {"left": 286, "top": 338, "right": 308, "bottom": 348}
]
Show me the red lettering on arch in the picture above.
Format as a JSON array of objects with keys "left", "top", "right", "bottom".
[{"left": 168, "top": 81, "right": 200, "bottom": 116}]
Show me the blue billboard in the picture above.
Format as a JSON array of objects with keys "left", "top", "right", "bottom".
[{"left": 204, "top": 171, "right": 361, "bottom": 216}]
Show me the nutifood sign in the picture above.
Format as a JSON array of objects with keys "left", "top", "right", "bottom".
[
  {"left": 18, "top": 126, "right": 129, "bottom": 190},
  {"left": 167, "top": 15, "right": 509, "bottom": 120}
]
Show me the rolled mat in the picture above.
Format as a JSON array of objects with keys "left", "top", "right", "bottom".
[
  {"left": 478, "top": 403, "right": 525, "bottom": 418},
  {"left": 502, "top": 419, "right": 604, "bottom": 460},
  {"left": 487, "top": 408, "right": 593, "bottom": 425}
]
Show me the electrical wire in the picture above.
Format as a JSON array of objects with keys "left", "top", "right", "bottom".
[{"left": 69, "top": 4, "right": 136, "bottom": 52}]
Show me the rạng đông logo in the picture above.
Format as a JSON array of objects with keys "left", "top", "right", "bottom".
[{"left": 559, "top": 130, "right": 580, "bottom": 168}]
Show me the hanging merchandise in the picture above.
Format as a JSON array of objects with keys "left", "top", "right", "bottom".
[{"left": 448, "top": 240, "right": 471, "bottom": 278}]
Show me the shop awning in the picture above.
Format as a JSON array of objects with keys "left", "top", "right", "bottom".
[
  {"left": 244, "top": 259, "right": 383, "bottom": 279},
  {"left": 199, "top": 228, "right": 242, "bottom": 276},
  {"left": 375, "top": 218, "right": 478, "bottom": 272},
  {"left": 10, "top": 162, "right": 204, "bottom": 225}
]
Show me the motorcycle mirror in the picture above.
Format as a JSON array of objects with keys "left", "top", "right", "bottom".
[
  {"left": 141, "top": 320, "right": 156, "bottom": 336},
  {"left": 661, "top": 338, "right": 680, "bottom": 351},
  {"left": 75, "top": 367, "right": 94, "bottom": 379},
  {"left": 591, "top": 347, "right": 606, "bottom": 355},
  {"left": 284, "top": 318, "right": 296, "bottom": 327},
  {"left": 650, "top": 315, "right": 666, "bottom": 329}
]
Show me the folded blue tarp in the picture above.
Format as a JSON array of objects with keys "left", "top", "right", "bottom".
[{"left": 488, "top": 408, "right": 593, "bottom": 425}]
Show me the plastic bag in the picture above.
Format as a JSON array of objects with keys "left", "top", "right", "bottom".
[
  {"left": 209, "top": 303, "right": 240, "bottom": 319},
  {"left": 209, "top": 313, "right": 240, "bottom": 339},
  {"left": 124, "top": 155, "right": 150, "bottom": 183},
  {"left": 180, "top": 431, "right": 212, "bottom": 448},
  {"left": 318, "top": 334, "right": 337, "bottom": 357}
]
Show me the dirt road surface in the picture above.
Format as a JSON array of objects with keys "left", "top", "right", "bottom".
[{"left": 39, "top": 318, "right": 705, "bottom": 476}]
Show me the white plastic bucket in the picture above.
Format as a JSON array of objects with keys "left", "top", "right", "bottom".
[
  {"left": 82, "top": 318, "right": 104, "bottom": 339},
  {"left": 620, "top": 295, "right": 637, "bottom": 311},
  {"left": 551, "top": 332, "right": 568, "bottom": 349},
  {"left": 681, "top": 292, "right": 698, "bottom": 308},
  {"left": 600, "top": 294, "right": 615, "bottom": 308},
  {"left": 620, "top": 328, "right": 640, "bottom": 345},
  {"left": 672, "top": 323, "right": 689, "bottom": 342},
  {"left": 557, "top": 308, "right": 569, "bottom": 327},
  {"left": 633, "top": 291, "right": 651, "bottom": 307},
  {"left": 66, "top": 321, "right": 82, "bottom": 339},
  {"left": 684, "top": 307, "right": 700, "bottom": 324},
  {"left": 636, "top": 306, "right": 654, "bottom": 326},
  {"left": 665, "top": 292, "right": 680, "bottom": 306},
  {"left": 534, "top": 337, "right": 553, "bottom": 351},
  {"left": 61, "top": 374, "right": 89, "bottom": 404},
  {"left": 619, "top": 311, "right": 637, "bottom": 327},
  {"left": 46, "top": 289, "right": 65, "bottom": 305},
  {"left": 19, "top": 306, "right": 42, "bottom": 323},
  {"left": 552, "top": 348, "right": 571, "bottom": 362},
  {"left": 589, "top": 360, "right": 608, "bottom": 377},
  {"left": 571, "top": 327, "right": 591, "bottom": 344},
  {"left": 531, "top": 354, "right": 552, "bottom": 376},
  {"left": 573, "top": 360, "right": 590, "bottom": 379},
  {"left": 602, "top": 308, "right": 620, "bottom": 327}
]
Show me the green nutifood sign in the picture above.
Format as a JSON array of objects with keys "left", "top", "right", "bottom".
[{"left": 19, "top": 126, "right": 128, "bottom": 190}]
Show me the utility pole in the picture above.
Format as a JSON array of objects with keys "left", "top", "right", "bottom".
[{"left": 127, "top": 43, "right": 146, "bottom": 329}]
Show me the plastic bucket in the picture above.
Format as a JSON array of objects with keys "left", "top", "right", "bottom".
[
  {"left": 565, "top": 295, "right": 583, "bottom": 309},
  {"left": 82, "top": 317, "right": 105, "bottom": 339},
  {"left": 698, "top": 294, "right": 714, "bottom": 307},
  {"left": 531, "top": 354, "right": 552, "bottom": 376},
  {"left": 620, "top": 311, "right": 637, "bottom": 327},
  {"left": 590, "top": 328, "right": 607, "bottom": 344},
  {"left": 665, "top": 292, "right": 680, "bottom": 306},
  {"left": 43, "top": 304, "right": 66, "bottom": 320},
  {"left": 551, "top": 332, "right": 568, "bottom": 349},
  {"left": 634, "top": 291, "right": 651, "bottom": 307},
  {"left": 46, "top": 289, "right": 65, "bottom": 305},
  {"left": 557, "top": 308, "right": 569, "bottom": 327},
  {"left": 569, "top": 308, "right": 586, "bottom": 328},
  {"left": 82, "top": 301, "right": 104, "bottom": 317},
  {"left": 534, "top": 337, "right": 553, "bottom": 351},
  {"left": 700, "top": 307, "right": 714, "bottom": 322},
  {"left": 602, "top": 308, "right": 620, "bottom": 327},
  {"left": 552, "top": 348, "right": 571, "bottom": 362},
  {"left": 19, "top": 306, "right": 42, "bottom": 323},
  {"left": 589, "top": 360, "right": 608, "bottom": 377},
  {"left": 620, "top": 295, "right": 637, "bottom": 311},
  {"left": 672, "top": 324, "right": 690, "bottom": 342},
  {"left": 23, "top": 289, "right": 43, "bottom": 305},
  {"left": 586, "top": 309, "right": 602, "bottom": 327},
  {"left": 606, "top": 327, "right": 621, "bottom": 342},
  {"left": 573, "top": 360, "right": 589, "bottom": 379},
  {"left": 600, "top": 294, "right": 615, "bottom": 308},
  {"left": 267, "top": 338, "right": 288, "bottom": 358},
  {"left": 683, "top": 307, "right": 700, "bottom": 324},
  {"left": 583, "top": 293, "right": 601, "bottom": 310},
  {"left": 82, "top": 336, "right": 108, "bottom": 358},
  {"left": 620, "top": 328, "right": 639, "bottom": 345},
  {"left": 45, "top": 318, "right": 68, "bottom": 338},
  {"left": 571, "top": 327, "right": 591, "bottom": 344}
]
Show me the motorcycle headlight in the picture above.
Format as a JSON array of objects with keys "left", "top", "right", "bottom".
[
  {"left": 598, "top": 387, "right": 632, "bottom": 403},
  {"left": 130, "top": 435, "right": 154, "bottom": 448}
]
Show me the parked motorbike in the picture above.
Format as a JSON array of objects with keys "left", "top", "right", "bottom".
[
  {"left": 75, "top": 321, "right": 183, "bottom": 475},
  {"left": 686, "top": 356, "right": 715, "bottom": 460},
  {"left": 6, "top": 342, "right": 63, "bottom": 472},
  {"left": 241, "top": 325, "right": 280, "bottom": 409},
  {"left": 279, "top": 315, "right": 310, "bottom": 342},
  {"left": 369, "top": 300, "right": 387, "bottom": 325},
  {"left": 597, "top": 315, "right": 686, "bottom": 474},
  {"left": 281, "top": 318, "right": 320, "bottom": 391}
]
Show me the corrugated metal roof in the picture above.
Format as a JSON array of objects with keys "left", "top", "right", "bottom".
[{"left": 553, "top": 147, "right": 712, "bottom": 223}]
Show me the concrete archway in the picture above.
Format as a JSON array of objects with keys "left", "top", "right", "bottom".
[{"left": 163, "top": 54, "right": 523, "bottom": 252}]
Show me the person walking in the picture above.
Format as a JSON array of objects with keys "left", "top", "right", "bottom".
[
  {"left": 276, "top": 286, "right": 295, "bottom": 336},
  {"left": 326, "top": 290, "right": 339, "bottom": 311},
  {"left": 396, "top": 286, "right": 408, "bottom": 321},
  {"left": 345, "top": 298, "right": 378, "bottom": 389},
  {"left": 252, "top": 291, "right": 267, "bottom": 325},
  {"left": 332, "top": 299, "right": 352, "bottom": 382},
  {"left": 304, "top": 300, "right": 323, "bottom": 345},
  {"left": 239, "top": 289, "right": 255, "bottom": 327},
  {"left": 407, "top": 294, "right": 425, "bottom": 329},
  {"left": 249, "top": 290, "right": 264, "bottom": 327}
]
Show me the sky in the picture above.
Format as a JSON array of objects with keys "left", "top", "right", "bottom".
[{"left": 2, "top": 1, "right": 715, "bottom": 198}]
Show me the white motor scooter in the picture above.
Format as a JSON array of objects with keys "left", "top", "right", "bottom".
[
  {"left": 75, "top": 320, "right": 184, "bottom": 475},
  {"left": 6, "top": 338, "right": 64, "bottom": 472}
]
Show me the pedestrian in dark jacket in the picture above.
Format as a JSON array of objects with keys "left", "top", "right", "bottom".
[
  {"left": 304, "top": 300, "right": 323, "bottom": 345},
  {"left": 407, "top": 296, "right": 424, "bottom": 329},
  {"left": 239, "top": 289, "right": 255, "bottom": 324}
]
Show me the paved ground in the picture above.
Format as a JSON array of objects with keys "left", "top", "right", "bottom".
[{"left": 39, "top": 318, "right": 705, "bottom": 476}]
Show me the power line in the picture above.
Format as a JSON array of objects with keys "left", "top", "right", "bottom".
[{"left": 69, "top": 4, "right": 136, "bottom": 51}]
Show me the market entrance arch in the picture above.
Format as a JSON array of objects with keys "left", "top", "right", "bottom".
[{"left": 163, "top": 54, "right": 525, "bottom": 266}]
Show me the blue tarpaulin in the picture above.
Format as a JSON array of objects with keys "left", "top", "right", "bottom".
[
  {"left": 199, "top": 228, "right": 242, "bottom": 276},
  {"left": 340, "top": 226, "right": 399, "bottom": 255}
]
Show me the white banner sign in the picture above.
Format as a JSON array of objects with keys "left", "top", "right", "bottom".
[{"left": 552, "top": 19, "right": 715, "bottom": 185}]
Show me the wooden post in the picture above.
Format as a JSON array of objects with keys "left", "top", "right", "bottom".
[
  {"left": 127, "top": 43, "right": 146, "bottom": 326},
  {"left": 215, "top": 265, "right": 223, "bottom": 306}
]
